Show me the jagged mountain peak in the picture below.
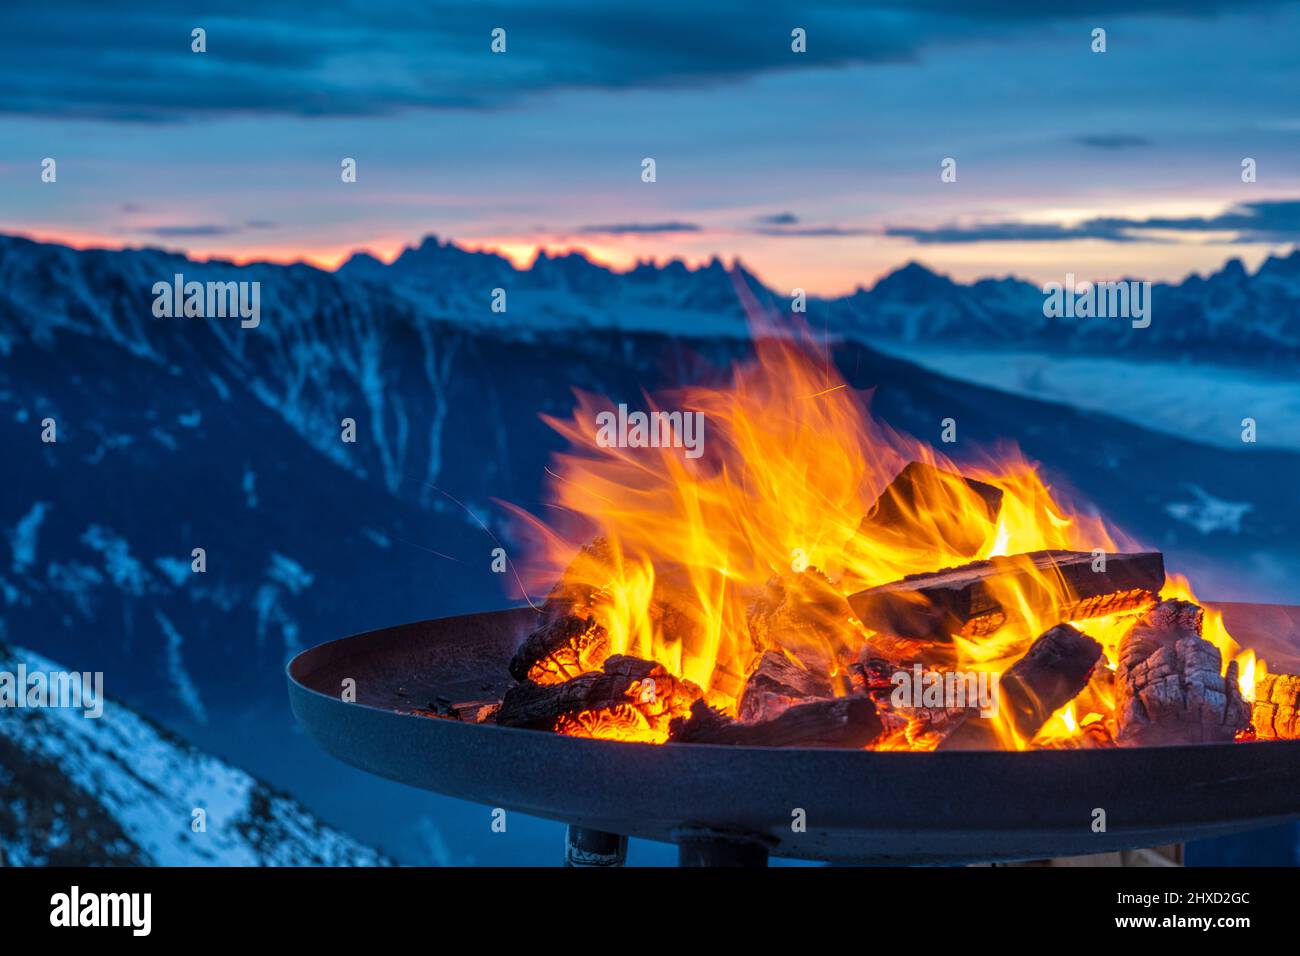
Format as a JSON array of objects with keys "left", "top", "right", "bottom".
[{"left": 870, "top": 260, "right": 954, "bottom": 298}]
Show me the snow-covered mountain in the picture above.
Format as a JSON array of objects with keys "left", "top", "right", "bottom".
[
  {"left": 0, "top": 641, "right": 389, "bottom": 866},
  {"left": 837, "top": 251, "right": 1300, "bottom": 363},
  {"left": 336, "top": 235, "right": 778, "bottom": 340},
  {"left": 337, "top": 233, "right": 1300, "bottom": 364}
]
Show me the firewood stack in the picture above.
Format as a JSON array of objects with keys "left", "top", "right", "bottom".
[{"left": 423, "top": 461, "right": 1274, "bottom": 752}]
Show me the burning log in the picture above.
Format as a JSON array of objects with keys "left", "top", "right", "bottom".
[
  {"left": 496, "top": 655, "right": 701, "bottom": 739},
  {"left": 737, "top": 650, "right": 833, "bottom": 723},
  {"left": 510, "top": 541, "right": 711, "bottom": 687},
  {"left": 1114, "top": 600, "right": 1251, "bottom": 747},
  {"left": 938, "top": 624, "right": 1102, "bottom": 750},
  {"left": 848, "top": 549, "right": 1164, "bottom": 641},
  {"left": 1073, "top": 717, "right": 1116, "bottom": 749},
  {"left": 670, "top": 695, "right": 884, "bottom": 748},
  {"left": 858, "top": 461, "right": 1004, "bottom": 559},
  {"left": 508, "top": 539, "right": 615, "bottom": 684},
  {"left": 1000, "top": 624, "right": 1103, "bottom": 739},
  {"left": 1250, "top": 671, "right": 1300, "bottom": 740},
  {"left": 843, "top": 655, "right": 965, "bottom": 748},
  {"left": 509, "top": 613, "right": 608, "bottom": 685},
  {"left": 747, "top": 567, "right": 857, "bottom": 677},
  {"left": 847, "top": 655, "right": 899, "bottom": 700}
]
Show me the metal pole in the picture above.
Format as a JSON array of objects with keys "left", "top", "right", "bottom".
[{"left": 564, "top": 826, "right": 629, "bottom": 867}]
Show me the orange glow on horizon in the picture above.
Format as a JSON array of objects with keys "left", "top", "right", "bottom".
[
  {"left": 1, "top": 225, "right": 413, "bottom": 272},
  {"left": 2, "top": 222, "right": 1291, "bottom": 296}
]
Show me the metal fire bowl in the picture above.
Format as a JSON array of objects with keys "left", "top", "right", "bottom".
[{"left": 287, "top": 602, "right": 1300, "bottom": 865}]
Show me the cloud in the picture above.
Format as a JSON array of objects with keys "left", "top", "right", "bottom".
[
  {"left": 0, "top": 1, "right": 1278, "bottom": 120},
  {"left": 754, "top": 224, "right": 870, "bottom": 237},
  {"left": 752, "top": 212, "right": 868, "bottom": 236},
  {"left": 885, "top": 200, "right": 1300, "bottom": 244},
  {"left": 141, "top": 224, "right": 244, "bottom": 238},
  {"left": 576, "top": 221, "right": 702, "bottom": 235},
  {"left": 1074, "top": 134, "right": 1152, "bottom": 149}
]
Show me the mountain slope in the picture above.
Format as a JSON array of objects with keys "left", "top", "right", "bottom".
[{"left": 0, "top": 642, "right": 390, "bottom": 866}]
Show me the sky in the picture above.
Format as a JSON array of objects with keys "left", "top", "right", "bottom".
[{"left": 2, "top": 0, "right": 1299, "bottom": 295}]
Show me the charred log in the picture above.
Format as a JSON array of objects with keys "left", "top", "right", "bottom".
[
  {"left": 1251, "top": 671, "right": 1300, "bottom": 740},
  {"left": 1115, "top": 600, "right": 1251, "bottom": 746},
  {"left": 508, "top": 539, "right": 615, "bottom": 683},
  {"left": 737, "top": 650, "right": 834, "bottom": 723},
  {"left": 496, "top": 655, "right": 700, "bottom": 732},
  {"left": 747, "top": 567, "right": 857, "bottom": 678},
  {"left": 1076, "top": 718, "right": 1116, "bottom": 749},
  {"left": 847, "top": 655, "right": 901, "bottom": 701},
  {"left": 670, "top": 695, "right": 884, "bottom": 748},
  {"left": 411, "top": 697, "right": 501, "bottom": 723},
  {"left": 509, "top": 613, "right": 608, "bottom": 685},
  {"left": 848, "top": 549, "right": 1164, "bottom": 640},
  {"left": 1001, "top": 624, "right": 1103, "bottom": 739},
  {"left": 857, "top": 461, "right": 1003, "bottom": 560},
  {"left": 843, "top": 655, "right": 966, "bottom": 748},
  {"left": 938, "top": 624, "right": 1102, "bottom": 750}
]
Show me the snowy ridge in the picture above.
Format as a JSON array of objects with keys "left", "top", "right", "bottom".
[{"left": 0, "top": 642, "right": 390, "bottom": 866}]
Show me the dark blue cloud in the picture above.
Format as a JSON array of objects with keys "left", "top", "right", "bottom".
[
  {"left": 755, "top": 224, "right": 870, "bottom": 237},
  {"left": 576, "top": 222, "right": 701, "bottom": 235},
  {"left": 142, "top": 224, "right": 244, "bottom": 238},
  {"left": 752, "top": 213, "right": 868, "bottom": 236},
  {"left": 885, "top": 200, "right": 1300, "bottom": 244},
  {"left": 0, "top": 0, "right": 1284, "bottom": 120}
]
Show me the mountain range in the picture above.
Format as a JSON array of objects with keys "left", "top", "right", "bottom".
[{"left": 338, "top": 234, "right": 1300, "bottom": 363}]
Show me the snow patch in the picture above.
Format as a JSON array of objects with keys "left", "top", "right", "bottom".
[
  {"left": 267, "top": 553, "right": 313, "bottom": 594},
  {"left": 7, "top": 501, "right": 49, "bottom": 573},
  {"left": 1166, "top": 485, "right": 1253, "bottom": 534},
  {"left": 45, "top": 561, "right": 104, "bottom": 618},
  {"left": 80, "top": 525, "right": 151, "bottom": 596},
  {"left": 154, "top": 556, "right": 190, "bottom": 587},
  {"left": 155, "top": 611, "right": 208, "bottom": 724},
  {"left": 242, "top": 468, "right": 258, "bottom": 509}
]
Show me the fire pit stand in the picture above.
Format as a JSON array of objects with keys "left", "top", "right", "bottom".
[{"left": 288, "top": 603, "right": 1300, "bottom": 867}]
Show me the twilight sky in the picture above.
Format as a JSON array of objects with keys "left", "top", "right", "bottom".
[{"left": 2, "top": 0, "right": 1299, "bottom": 294}]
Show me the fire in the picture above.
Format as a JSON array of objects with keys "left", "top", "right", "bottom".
[{"left": 510, "top": 327, "right": 1263, "bottom": 749}]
